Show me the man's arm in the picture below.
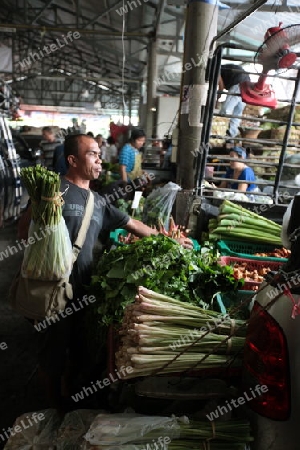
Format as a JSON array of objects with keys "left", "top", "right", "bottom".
[
  {"left": 124, "top": 217, "right": 194, "bottom": 249},
  {"left": 124, "top": 217, "right": 159, "bottom": 237},
  {"left": 237, "top": 182, "right": 248, "bottom": 192}
]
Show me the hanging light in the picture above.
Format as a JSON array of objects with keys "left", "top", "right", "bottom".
[{"left": 81, "top": 89, "right": 90, "bottom": 98}]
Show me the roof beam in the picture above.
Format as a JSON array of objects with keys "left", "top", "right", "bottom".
[
  {"left": 0, "top": 22, "right": 150, "bottom": 36},
  {"left": 82, "top": 0, "right": 124, "bottom": 28},
  {"left": 31, "top": 0, "right": 55, "bottom": 24},
  {"left": 223, "top": 3, "right": 300, "bottom": 12}
]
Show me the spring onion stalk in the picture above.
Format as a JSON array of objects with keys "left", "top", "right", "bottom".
[
  {"left": 210, "top": 229, "right": 282, "bottom": 245},
  {"left": 220, "top": 200, "right": 281, "bottom": 230},
  {"left": 85, "top": 418, "right": 252, "bottom": 449},
  {"left": 218, "top": 213, "right": 280, "bottom": 231},
  {"left": 209, "top": 199, "right": 282, "bottom": 245},
  {"left": 20, "top": 165, "right": 72, "bottom": 280},
  {"left": 115, "top": 287, "right": 246, "bottom": 379}
]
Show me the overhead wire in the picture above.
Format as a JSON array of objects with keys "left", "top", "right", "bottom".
[{"left": 121, "top": 0, "right": 127, "bottom": 120}]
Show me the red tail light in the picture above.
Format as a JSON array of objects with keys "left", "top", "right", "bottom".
[{"left": 243, "top": 302, "right": 290, "bottom": 420}]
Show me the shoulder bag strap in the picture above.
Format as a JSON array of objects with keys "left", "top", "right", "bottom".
[{"left": 71, "top": 190, "right": 94, "bottom": 265}]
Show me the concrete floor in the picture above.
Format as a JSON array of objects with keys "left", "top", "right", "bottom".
[{"left": 0, "top": 222, "right": 48, "bottom": 450}]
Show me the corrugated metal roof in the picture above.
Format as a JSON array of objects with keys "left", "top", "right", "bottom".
[{"left": 0, "top": 0, "right": 298, "bottom": 106}]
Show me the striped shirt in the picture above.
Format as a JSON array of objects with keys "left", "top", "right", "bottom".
[{"left": 119, "top": 143, "right": 139, "bottom": 173}]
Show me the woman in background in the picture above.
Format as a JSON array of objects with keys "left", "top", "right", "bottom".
[
  {"left": 219, "top": 146, "right": 256, "bottom": 192},
  {"left": 119, "top": 128, "right": 146, "bottom": 181}
]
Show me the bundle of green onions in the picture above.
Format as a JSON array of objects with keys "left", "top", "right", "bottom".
[
  {"left": 84, "top": 415, "right": 253, "bottom": 449},
  {"left": 209, "top": 200, "right": 282, "bottom": 245},
  {"left": 20, "top": 165, "right": 72, "bottom": 280},
  {"left": 115, "top": 287, "right": 246, "bottom": 379}
]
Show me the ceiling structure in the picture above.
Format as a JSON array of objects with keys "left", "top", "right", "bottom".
[{"left": 0, "top": 0, "right": 299, "bottom": 115}]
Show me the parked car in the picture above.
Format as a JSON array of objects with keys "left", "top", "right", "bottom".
[
  {"left": 11, "top": 129, "right": 42, "bottom": 167},
  {"left": 243, "top": 195, "right": 300, "bottom": 450}
]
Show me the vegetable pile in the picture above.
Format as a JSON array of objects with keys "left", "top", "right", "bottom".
[
  {"left": 89, "top": 235, "right": 242, "bottom": 326},
  {"left": 232, "top": 262, "right": 269, "bottom": 283},
  {"left": 115, "top": 197, "right": 144, "bottom": 220},
  {"left": 254, "top": 248, "right": 290, "bottom": 258},
  {"left": 116, "top": 286, "right": 246, "bottom": 379},
  {"left": 20, "top": 165, "right": 72, "bottom": 280},
  {"left": 209, "top": 200, "right": 282, "bottom": 245}
]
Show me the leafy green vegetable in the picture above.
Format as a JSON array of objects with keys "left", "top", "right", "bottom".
[
  {"left": 88, "top": 235, "right": 242, "bottom": 331},
  {"left": 115, "top": 197, "right": 144, "bottom": 220}
]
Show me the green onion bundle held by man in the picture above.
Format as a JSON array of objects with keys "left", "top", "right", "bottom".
[{"left": 18, "top": 133, "right": 193, "bottom": 413}]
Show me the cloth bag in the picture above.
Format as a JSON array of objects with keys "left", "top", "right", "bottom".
[{"left": 9, "top": 191, "right": 94, "bottom": 321}]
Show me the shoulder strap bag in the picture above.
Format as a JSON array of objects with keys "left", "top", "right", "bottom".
[{"left": 10, "top": 190, "right": 94, "bottom": 321}]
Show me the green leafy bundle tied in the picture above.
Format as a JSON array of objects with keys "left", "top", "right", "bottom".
[
  {"left": 20, "top": 165, "right": 63, "bottom": 226},
  {"left": 20, "top": 165, "right": 72, "bottom": 280}
]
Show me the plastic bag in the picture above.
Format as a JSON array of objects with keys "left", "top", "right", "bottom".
[
  {"left": 4, "top": 409, "right": 62, "bottom": 449},
  {"left": 84, "top": 413, "right": 181, "bottom": 446},
  {"left": 21, "top": 216, "right": 73, "bottom": 280},
  {"left": 56, "top": 409, "right": 105, "bottom": 450},
  {"left": 142, "top": 182, "right": 181, "bottom": 230}
]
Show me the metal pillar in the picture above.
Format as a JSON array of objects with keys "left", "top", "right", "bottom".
[
  {"left": 145, "top": 38, "right": 157, "bottom": 138},
  {"left": 176, "top": 0, "right": 218, "bottom": 190}
]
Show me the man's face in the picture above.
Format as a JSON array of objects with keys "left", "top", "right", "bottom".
[
  {"left": 42, "top": 131, "right": 54, "bottom": 142},
  {"left": 134, "top": 137, "right": 145, "bottom": 150},
  {"left": 72, "top": 137, "right": 102, "bottom": 180}
]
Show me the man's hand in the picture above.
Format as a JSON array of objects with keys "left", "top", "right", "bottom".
[{"left": 176, "top": 236, "right": 194, "bottom": 249}]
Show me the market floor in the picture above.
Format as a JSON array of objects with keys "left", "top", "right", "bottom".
[{"left": 0, "top": 222, "right": 48, "bottom": 450}]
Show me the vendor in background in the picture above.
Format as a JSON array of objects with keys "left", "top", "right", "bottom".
[
  {"left": 40, "top": 126, "right": 62, "bottom": 169},
  {"left": 218, "top": 64, "right": 250, "bottom": 138},
  {"left": 95, "top": 134, "right": 107, "bottom": 161},
  {"left": 119, "top": 128, "right": 146, "bottom": 181},
  {"left": 52, "top": 142, "right": 67, "bottom": 176},
  {"left": 218, "top": 146, "right": 257, "bottom": 192},
  {"left": 105, "top": 136, "right": 118, "bottom": 164}
]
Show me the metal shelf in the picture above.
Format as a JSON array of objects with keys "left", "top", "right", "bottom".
[{"left": 196, "top": 43, "right": 300, "bottom": 204}]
